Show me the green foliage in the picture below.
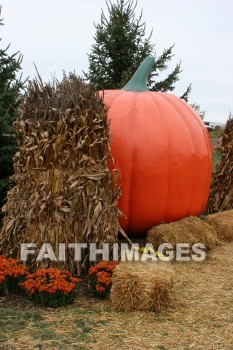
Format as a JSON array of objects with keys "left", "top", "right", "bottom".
[
  {"left": 180, "top": 83, "right": 192, "bottom": 102},
  {"left": 181, "top": 84, "right": 207, "bottom": 119},
  {"left": 2, "top": 274, "right": 27, "bottom": 295},
  {"left": 86, "top": 261, "right": 117, "bottom": 298},
  {"left": 28, "top": 290, "right": 76, "bottom": 308},
  {"left": 190, "top": 103, "right": 206, "bottom": 120},
  {"left": 0, "top": 7, "right": 25, "bottom": 216},
  {"left": 86, "top": 0, "right": 152, "bottom": 89},
  {"left": 212, "top": 151, "right": 220, "bottom": 172},
  {"left": 86, "top": 0, "right": 207, "bottom": 120},
  {"left": 86, "top": 0, "right": 189, "bottom": 95},
  {"left": 209, "top": 128, "right": 221, "bottom": 138},
  {"left": 87, "top": 272, "right": 110, "bottom": 298}
]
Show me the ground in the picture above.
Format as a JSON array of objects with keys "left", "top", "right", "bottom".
[{"left": 0, "top": 242, "right": 232, "bottom": 350}]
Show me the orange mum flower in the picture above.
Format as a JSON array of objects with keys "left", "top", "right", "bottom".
[
  {"left": 87, "top": 261, "right": 118, "bottom": 297},
  {"left": 0, "top": 256, "right": 28, "bottom": 294},
  {"left": 20, "top": 268, "right": 81, "bottom": 295}
]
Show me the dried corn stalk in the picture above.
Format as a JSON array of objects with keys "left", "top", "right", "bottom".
[
  {"left": 207, "top": 116, "right": 233, "bottom": 213},
  {"left": 0, "top": 74, "right": 121, "bottom": 274}
]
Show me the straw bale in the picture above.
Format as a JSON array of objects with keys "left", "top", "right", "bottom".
[
  {"left": 205, "top": 210, "right": 233, "bottom": 242},
  {"left": 147, "top": 216, "right": 220, "bottom": 251},
  {"left": 0, "top": 74, "right": 121, "bottom": 274},
  {"left": 111, "top": 262, "right": 174, "bottom": 312}
]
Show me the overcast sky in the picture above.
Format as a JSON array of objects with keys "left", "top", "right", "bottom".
[{"left": 1, "top": 0, "right": 233, "bottom": 123}]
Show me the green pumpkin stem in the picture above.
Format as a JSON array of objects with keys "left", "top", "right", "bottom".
[{"left": 121, "top": 56, "right": 155, "bottom": 92}]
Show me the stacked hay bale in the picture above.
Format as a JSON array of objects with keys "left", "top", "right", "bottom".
[
  {"left": 147, "top": 216, "right": 220, "bottom": 253},
  {"left": 111, "top": 262, "right": 174, "bottom": 312},
  {"left": 207, "top": 116, "right": 233, "bottom": 213},
  {"left": 0, "top": 74, "right": 121, "bottom": 274},
  {"left": 205, "top": 210, "right": 233, "bottom": 242}
]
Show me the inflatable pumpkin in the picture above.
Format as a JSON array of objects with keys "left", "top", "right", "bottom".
[{"left": 100, "top": 56, "right": 212, "bottom": 235}]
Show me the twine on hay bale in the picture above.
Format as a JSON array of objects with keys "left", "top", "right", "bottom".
[
  {"left": 0, "top": 74, "right": 122, "bottom": 274},
  {"left": 111, "top": 262, "right": 174, "bottom": 312},
  {"left": 147, "top": 216, "right": 220, "bottom": 251},
  {"left": 205, "top": 210, "right": 233, "bottom": 242}
]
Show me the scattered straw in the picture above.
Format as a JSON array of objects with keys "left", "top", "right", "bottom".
[
  {"left": 205, "top": 209, "right": 233, "bottom": 242},
  {"left": 111, "top": 262, "right": 173, "bottom": 312},
  {"left": 1, "top": 243, "right": 233, "bottom": 349},
  {"left": 147, "top": 216, "right": 220, "bottom": 251}
]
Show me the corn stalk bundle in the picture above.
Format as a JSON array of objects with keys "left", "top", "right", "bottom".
[
  {"left": 207, "top": 117, "right": 233, "bottom": 214},
  {"left": 0, "top": 74, "right": 121, "bottom": 274}
]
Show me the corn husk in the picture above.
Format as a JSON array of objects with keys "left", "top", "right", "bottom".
[
  {"left": 0, "top": 74, "right": 121, "bottom": 274},
  {"left": 207, "top": 117, "right": 233, "bottom": 213}
]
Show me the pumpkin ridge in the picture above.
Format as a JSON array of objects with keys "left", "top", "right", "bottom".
[
  {"left": 127, "top": 92, "right": 139, "bottom": 230},
  {"left": 158, "top": 93, "right": 197, "bottom": 217},
  {"left": 149, "top": 93, "right": 172, "bottom": 222},
  {"left": 171, "top": 95, "right": 212, "bottom": 212},
  {"left": 108, "top": 91, "right": 139, "bottom": 231}
]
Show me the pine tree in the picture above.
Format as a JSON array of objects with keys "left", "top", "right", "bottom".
[
  {"left": 86, "top": 0, "right": 190, "bottom": 99},
  {"left": 0, "top": 7, "right": 25, "bottom": 216}
]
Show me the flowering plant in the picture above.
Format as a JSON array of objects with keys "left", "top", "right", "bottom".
[
  {"left": 0, "top": 256, "right": 28, "bottom": 295},
  {"left": 20, "top": 268, "right": 81, "bottom": 308},
  {"left": 86, "top": 261, "right": 118, "bottom": 298}
]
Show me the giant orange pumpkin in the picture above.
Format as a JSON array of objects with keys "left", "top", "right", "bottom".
[{"left": 99, "top": 56, "right": 212, "bottom": 235}]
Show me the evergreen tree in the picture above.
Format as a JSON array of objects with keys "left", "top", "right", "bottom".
[
  {"left": 0, "top": 7, "right": 25, "bottom": 216},
  {"left": 86, "top": 0, "right": 190, "bottom": 98}
]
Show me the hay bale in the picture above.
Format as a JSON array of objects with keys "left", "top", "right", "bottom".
[
  {"left": 111, "top": 262, "right": 173, "bottom": 312},
  {"left": 205, "top": 210, "right": 233, "bottom": 242},
  {"left": 147, "top": 216, "right": 220, "bottom": 251},
  {"left": 0, "top": 74, "right": 121, "bottom": 274}
]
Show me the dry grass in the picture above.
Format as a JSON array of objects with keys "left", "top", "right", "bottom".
[
  {"left": 147, "top": 216, "right": 220, "bottom": 251},
  {"left": 207, "top": 116, "right": 233, "bottom": 213},
  {"left": 205, "top": 209, "right": 233, "bottom": 242},
  {"left": 1, "top": 242, "right": 233, "bottom": 349},
  {"left": 111, "top": 262, "right": 174, "bottom": 312}
]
